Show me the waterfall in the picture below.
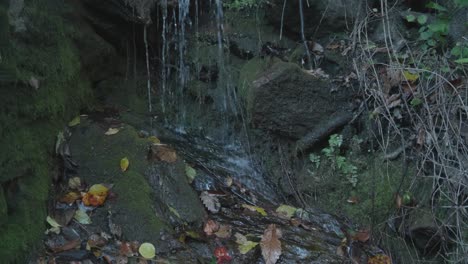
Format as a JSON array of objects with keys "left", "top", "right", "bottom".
[
  {"left": 144, "top": 23, "right": 152, "bottom": 113},
  {"left": 177, "top": 0, "right": 190, "bottom": 124},
  {"left": 299, "top": 0, "right": 312, "bottom": 69},
  {"left": 160, "top": 0, "right": 168, "bottom": 115}
]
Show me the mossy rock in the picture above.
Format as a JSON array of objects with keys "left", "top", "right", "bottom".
[{"left": 69, "top": 120, "right": 205, "bottom": 242}]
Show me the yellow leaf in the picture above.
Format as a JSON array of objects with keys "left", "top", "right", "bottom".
[
  {"left": 235, "top": 233, "right": 258, "bottom": 254},
  {"left": 46, "top": 216, "right": 61, "bottom": 228},
  {"left": 104, "top": 127, "right": 120, "bottom": 135},
  {"left": 139, "top": 242, "right": 156, "bottom": 259},
  {"left": 88, "top": 184, "right": 109, "bottom": 197},
  {"left": 68, "top": 116, "right": 80, "bottom": 127},
  {"left": 185, "top": 231, "right": 200, "bottom": 239},
  {"left": 168, "top": 206, "right": 181, "bottom": 218},
  {"left": 275, "top": 204, "right": 297, "bottom": 219},
  {"left": 242, "top": 204, "right": 267, "bottom": 216},
  {"left": 74, "top": 209, "right": 91, "bottom": 224},
  {"left": 185, "top": 164, "right": 197, "bottom": 183},
  {"left": 68, "top": 177, "right": 81, "bottom": 190},
  {"left": 148, "top": 136, "right": 161, "bottom": 144},
  {"left": 120, "top": 157, "right": 129, "bottom": 172},
  {"left": 403, "top": 70, "right": 419, "bottom": 82}
]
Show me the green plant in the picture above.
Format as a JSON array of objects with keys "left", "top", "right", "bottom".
[
  {"left": 223, "top": 0, "right": 265, "bottom": 10},
  {"left": 309, "top": 134, "right": 359, "bottom": 187}
]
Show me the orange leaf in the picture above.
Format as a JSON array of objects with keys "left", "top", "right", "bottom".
[
  {"left": 203, "top": 219, "right": 219, "bottom": 236},
  {"left": 59, "top": 192, "right": 81, "bottom": 204},
  {"left": 260, "top": 224, "right": 282, "bottom": 264}
]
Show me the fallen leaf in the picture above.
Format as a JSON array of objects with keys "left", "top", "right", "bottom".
[
  {"left": 200, "top": 191, "right": 221, "bottom": 213},
  {"left": 204, "top": 219, "right": 220, "bottom": 236},
  {"left": 185, "top": 164, "right": 197, "bottom": 183},
  {"left": 148, "top": 136, "right": 161, "bottom": 144},
  {"left": 275, "top": 204, "right": 297, "bottom": 219},
  {"left": 395, "top": 194, "right": 402, "bottom": 209},
  {"left": 139, "top": 242, "right": 156, "bottom": 259},
  {"left": 119, "top": 242, "right": 134, "bottom": 257},
  {"left": 29, "top": 76, "right": 40, "bottom": 90},
  {"left": 214, "top": 246, "right": 232, "bottom": 264},
  {"left": 403, "top": 70, "right": 419, "bottom": 83},
  {"left": 82, "top": 184, "right": 109, "bottom": 207},
  {"left": 347, "top": 196, "right": 359, "bottom": 204},
  {"left": 68, "top": 116, "right": 80, "bottom": 127},
  {"left": 185, "top": 231, "right": 201, "bottom": 239},
  {"left": 260, "top": 224, "right": 282, "bottom": 264},
  {"left": 74, "top": 209, "right": 91, "bottom": 224},
  {"left": 105, "top": 127, "right": 120, "bottom": 135},
  {"left": 49, "top": 239, "right": 81, "bottom": 253},
  {"left": 368, "top": 254, "right": 392, "bottom": 264},
  {"left": 148, "top": 145, "right": 177, "bottom": 163},
  {"left": 68, "top": 177, "right": 82, "bottom": 190},
  {"left": 225, "top": 176, "right": 233, "bottom": 187},
  {"left": 242, "top": 204, "right": 267, "bottom": 216},
  {"left": 235, "top": 233, "right": 259, "bottom": 254},
  {"left": 87, "top": 234, "right": 107, "bottom": 249},
  {"left": 168, "top": 206, "right": 181, "bottom": 218},
  {"left": 215, "top": 224, "right": 232, "bottom": 239},
  {"left": 352, "top": 229, "right": 370, "bottom": 242},
  {"left": 46, "top": 216, "right": 62, "bottom": 228},
  {"left": 59, "top": 192, "right": 81, "bottom": 204},
  {"left": 120, "top": 157, "right": 129, "bottom": 172}
]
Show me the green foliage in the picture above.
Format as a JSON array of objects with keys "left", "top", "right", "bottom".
[
  {"left": 223, "top": 0, "right": 265, "bottom": 10},
  {"left": 310, "top": 134, "right": 359, "bottom": 187}
]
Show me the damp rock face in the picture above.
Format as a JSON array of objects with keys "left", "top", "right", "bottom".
[
  {"left": 265, "top": 0, "right": 365, "bottom": 39},
  {"left": 239, "top": 58, "right": 352, "bottom": 139}
]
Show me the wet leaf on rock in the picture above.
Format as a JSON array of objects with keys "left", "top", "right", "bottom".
[
  {"left": 275, "top": 204, "right": 297, "bottom": 219},
  {"left": 148, "top": 136, "right": 161, "bottom": 144},
  {"left": 242, "top": 204, "right": 267, "bottom": 216},
  {"left": 83, "top": 184, "right": 109, "bottom": 207},
  {"left": 215, "top": 224, "right": 232, "bottom": 239},
  {"left": 214, "top": 246, "right": 232, "bottom": 264},
  {"left": 148, "top": 145, "right": 178, "bottom": 163},
  {"left": 68, "top": 177, "right": 82, "bottom": 190},
  {"left": 68, "top": 116, "right": 81, "bottom": 127},
  {"left": 200, "top": 191, "right": 221, "bottom": 213},
  {"left": 59, "top": 191, "right": 81, "bottom": 204},
  {"left": 260, "top": 224, "right": 282, "bottom": 264},
  {"left": 185, "top": 164, "right": 197, "bottom": 183},
  {"left": 204, "top": 219, "right": 220, "bottom": 236},
  {"left": 138, "top": 242, "right": 156, "bottom": 259},
  {"left": 47, "top": 216, "right": 62, "bottom": 228},
  {"left": 120, "top": 157, "right": 129, "bottom": 172},
  {"left": 235, "top": 233, "right": 259, "bottom": 254},
  {"left": 74, "top": 209, "right": 91, "bottom": 224},
  {"left": 105, "top": 127, "right": 121, "bottom": 135},
  {"left": 368, "top": 254, "right": 392, "bottom": 264}
]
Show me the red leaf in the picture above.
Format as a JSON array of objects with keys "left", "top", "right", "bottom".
[{"left": 214, "top": 246, "right": 232, "bottom": 264}]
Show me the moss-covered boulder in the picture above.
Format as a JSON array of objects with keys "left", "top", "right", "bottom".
[
  {"left": 238, "top": 58, "right": 352, "bottom": 138},
  {"left": 68, "top": 120, "right": 205, "bottom": 244}
]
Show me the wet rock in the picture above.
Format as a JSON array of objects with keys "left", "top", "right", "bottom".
[
  {"left": 239, "top": 58, "right": 352, "bottom": 139},
  {"left": 266, "top": 0, "right": 366, "bottom": 39}
]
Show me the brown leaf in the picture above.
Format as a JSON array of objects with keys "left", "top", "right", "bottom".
[
  {"left": 203, "top": 219, "right": 220, "bottom": 236},
  {"left": 260, "top": 224, "right": 282, "bottom": 264},
  {"left": 347, "top": 196, "right": 359, "bottom": 204},
  {"left": 352, "top": 229, "right": 370, "bottom": 242},
  {"left": 148, "top": 144, "right": 178, "bottom": 163},
  {"left": 395, "top": 194, "right": 402, "bottom": 209},
  {"left": 59, "top": 191, "right": 81, "bottom": 204},
  {"left": 200, "top": 191, "right": 221, "bottom": 213},
  {"left": 215, "top": 224, "right": 232, "bottom": 239}
]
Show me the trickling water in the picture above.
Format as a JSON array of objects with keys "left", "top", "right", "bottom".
[
  {"left": 299, "top": 0, "right": 312, "bottom": 70},
  {"left": 160, "top": 0, "right": 168, "bottom": 115},
  {"left": 177, "top": 0, "right": 190, "bottom": 124},
  {"left": 144, "top": 23, "right": 152, "bottom": 113}
]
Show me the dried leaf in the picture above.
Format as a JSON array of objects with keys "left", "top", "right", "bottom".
[
  {"left": 235, "top": 233, "right": 259, "bottom": 254},
  {"left": 368, "top": 254, "right": 391, "bottom": 264},
  {"left": 138, "top": 242, "right": 156, "bottom": 259},
  {"left": 260, "top": 224, "right": 282, "bottom": 264},
  {"left": 215, "top": 224, "right": 232, "bottom": 239},
  {"left": 59, "top": 191, "right": 81, "bottom": 204},
  {"left": 203, "top": 219, "right": 220, "bottom": 236},
  {"left": 148, "top": 145, "right": 178, "bottom": 163},
  {"left": 225, "top": 176, "right": 233, "bottom": 187},
  {"left": 395, "top": 194, "right": 402, "bottom": 209},
  {"left": 74, "top": 209, "right": 91, "bottom": 224},
  {"left": 82, "top": 184, "right": 109, "bottom": 207},
  {"left": 68, "top": 116, "right": 81, "bottom": 127},
  {"left": 105, "top": 127, "right": 120, "bottom": 135},
  {"left": 185, "top": 164, "right": 197, "bottom": 183},
  {"left": 120, "top": 157, "right": 130, "bottom": 172},
  {"left": 87, "top": 234, "right": 107, "bottom": 248},
  {"left": 275, "top": 204, "right": 297, "bottom": 219},
  {"left": 68, "top": 177, "right": 82, "bottom": 190},
  {"left": 242, "top": 204, "right": 267, "bottom": 216},
  {"left": 200, "top": 191, "right": 221, "bottom": 213},
  {"left": 347, "top": 196, "right": 359, "bottom": 204},
  {"left": 352, "top": 229, "right": 370, "bottom": 242}
]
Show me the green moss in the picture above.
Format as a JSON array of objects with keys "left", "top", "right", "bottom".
[{"left": 0, "top": 0, "right": 93, "bottom": 262}]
